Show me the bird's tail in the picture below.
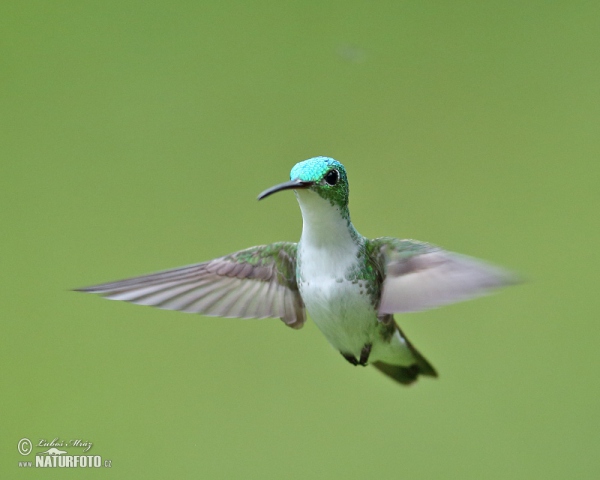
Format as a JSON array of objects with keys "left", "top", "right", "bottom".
[{"left": 372, "top": 322, "right": 437, "bottom": 385}]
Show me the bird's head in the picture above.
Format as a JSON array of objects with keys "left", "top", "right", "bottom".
[{"left": 258, "top": 156, "right": 349, "bottom": 209}]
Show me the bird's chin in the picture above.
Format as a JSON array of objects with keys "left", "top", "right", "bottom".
[
  {"left": 294, "top": 188, "right": 310, "bottom": 197},
  {"left": 293, "top": 187, "right": 319, "bottom": 202}
]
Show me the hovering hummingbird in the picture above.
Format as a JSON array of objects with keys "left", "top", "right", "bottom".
[{"left": 77, "top": 157, "right": 515, "bottom": 385}]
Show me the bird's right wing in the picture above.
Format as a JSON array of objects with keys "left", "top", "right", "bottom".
[
  {"left": 75, "top": 242, "right": 306, "bottom": 329},
  {"left": 368, "top": 237, "right": 517, "bottom": 315}
]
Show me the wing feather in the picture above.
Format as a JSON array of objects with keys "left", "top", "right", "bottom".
[
  {"left": 140, "top": 281, "right": 211, "bottom": 307},
  {"left": 255, "top": 279, "right": 277, "bottom": 318},
  {"left": 182, "top": 279, "right": 240, "bottom": 314},
  {"left": 369, "top": 238, "right": 517, "bottom": 314},
  {"left": 76, "top": 243, "right": 306, "bottom": 328}
]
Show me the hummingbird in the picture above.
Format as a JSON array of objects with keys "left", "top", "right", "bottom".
[{"left": 77, "top": 156, "right": 515, "bottom": 385}]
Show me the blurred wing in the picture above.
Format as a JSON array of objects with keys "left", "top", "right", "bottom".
[
  {"left": 369, "top": 238, "right": 517, "bottom": 314},
  {"left": 76, "top": 242, "right": 306, "bottom": 329}
]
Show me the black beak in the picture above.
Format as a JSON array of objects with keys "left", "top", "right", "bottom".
[{"left": 257, "top": 179, "right": 314, "bottom": 200}]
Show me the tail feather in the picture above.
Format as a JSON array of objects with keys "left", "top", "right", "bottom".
[
  {"left": 372, "top": 362, "right": 422, "bottom": 385},
  {"left": 372, "top": 322, "right": 438, "bottom": 385}
]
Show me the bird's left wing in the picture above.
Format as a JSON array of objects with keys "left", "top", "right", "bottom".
[
  {"left": 367, "top": 237, "right": 517, "bottom": 315},
  {"left": 76, "top": 242, "right": 306, "bottom": 328}
]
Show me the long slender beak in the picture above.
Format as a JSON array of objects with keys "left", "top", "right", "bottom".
[{"left": 257, "top": 179, "right": 314, "bottom": 200}]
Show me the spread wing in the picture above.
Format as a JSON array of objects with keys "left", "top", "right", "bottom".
[
  {"left": 368, "top": 238, "right": 517, "bottom": 314},
  {"left": 75, "top": 242, "right": 306, "bottom": 329}
]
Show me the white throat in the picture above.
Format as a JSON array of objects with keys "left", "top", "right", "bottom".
[{"left": 296, "top": 190, "right": 362, "bottom": 271}]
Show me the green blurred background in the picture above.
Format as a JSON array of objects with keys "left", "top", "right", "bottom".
[{"left": 2, "top": 1, "right": 599, "bottom": 478}]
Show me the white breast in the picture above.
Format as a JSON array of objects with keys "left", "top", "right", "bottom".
[
  {"left": 299, "top": 273, "right": 377, "bottom": 356},
  {"left": 295, "top": 190, "right": 378, "bottom": 356}
]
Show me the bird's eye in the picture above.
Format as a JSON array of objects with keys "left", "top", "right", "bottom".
[{"left": 324, "top": 169, "right": 339, "bottom": 186}]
